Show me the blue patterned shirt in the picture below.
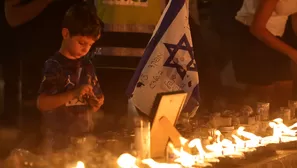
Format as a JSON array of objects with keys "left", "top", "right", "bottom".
[{"left": 39, "top": 52, "right": 103, "bottom": 139}]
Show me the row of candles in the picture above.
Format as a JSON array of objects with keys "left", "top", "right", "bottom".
[{"left": 116, "top": 118, "right": 297, "bottom": 168}]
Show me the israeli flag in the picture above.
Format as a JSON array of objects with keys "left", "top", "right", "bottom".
[{"left": 126, "top": 0, "right": 200, "bottom": 116}]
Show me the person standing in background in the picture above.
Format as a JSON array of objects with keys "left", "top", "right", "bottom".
[
  {"left": 210, "top": 0, "right": 246, "bottom": 106},
  {"left": 232, "top": 0, "right": 297, "bottom": 109},
  {"left": 4, "top": 0, "right": 84, "bottom": 129},
  {"left": 283, "top": 17, "right": 297, "bottom": 101},
  {"left": 189, "top": 0, "right": 221, "bottom": 113},
  {"left": 0, "top": 1, "right": 20, "bottom": 127}
]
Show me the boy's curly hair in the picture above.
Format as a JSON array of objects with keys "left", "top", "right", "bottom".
[{"left": 62, "top": 2, "right": 102, "bottom": 40}]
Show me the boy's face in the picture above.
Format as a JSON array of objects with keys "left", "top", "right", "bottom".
[{"left": 62, "top": 28, "right": 100, "bottom": 59}]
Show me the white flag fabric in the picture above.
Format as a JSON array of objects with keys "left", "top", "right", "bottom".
[{"left": 126, "top": 0, "right": 200, "bottom": 116}]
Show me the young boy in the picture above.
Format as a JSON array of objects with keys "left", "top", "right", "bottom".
[{"left": 37, "top": 2, "right": 104, "bottom": 152}]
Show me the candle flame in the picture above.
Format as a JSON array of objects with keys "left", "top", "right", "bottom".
[{"left": 117, "top": 118, "right": 297, "bottom": 168}]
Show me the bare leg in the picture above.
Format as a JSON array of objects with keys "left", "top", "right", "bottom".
[
  {"left": 274, "top": 80, "right": 292, "bottom": 108},
  {"left": 246, "top": 84, "right": 274, "bottom": 102}
]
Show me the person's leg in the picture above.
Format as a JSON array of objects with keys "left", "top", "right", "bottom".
[
  {"left": 244, "top": 48, "right": 292, "bottom": 110},
  {"left": 273, "top": 81, "right": 292, "bottom": 108},
  {"left": 232, "top": 23, "right": 276, "bottom": 105},
  {"left": 246, "top": 84, "right": 274, "bottom": 102},
  {"left": 271, "top": 55, "right": 293, "bottom": 109},
  {"left": 283, "top": 17, "right": 297, "bottom": 101},
  {"left": 190, "top": 18, "right": 221, "bottom": 112},
  {"left": 292, "top": 61, "right": 297, "bottom": 100}
]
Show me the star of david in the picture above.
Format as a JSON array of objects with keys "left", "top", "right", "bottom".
[{"left": 163, "top": 34, "right": 197, "bottom": 79}]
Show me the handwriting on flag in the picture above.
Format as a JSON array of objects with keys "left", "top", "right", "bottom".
[
  {"left": 127, "top": 0, "right": 199, "bottom": 116},
  {"left": 137, "top": 34, "right": 197, "bottom": 92},
  {"left": 103, "top": 0, "right": 148, "bottom": 7}
]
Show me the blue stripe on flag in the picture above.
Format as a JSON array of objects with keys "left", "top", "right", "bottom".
[
  {"left": 182, "top": 84, "right": 200, "bottom": 113},
  {"left": 126, "top": 0, "right": 186, "bottom": 97},
  {"left": 192, "top": 84, "right": 200, "bottom": 102}
]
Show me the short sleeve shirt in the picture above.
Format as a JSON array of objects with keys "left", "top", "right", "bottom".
[
  {"left": 39, "top": 52, "right": 103, "bottom": 137},
  {"left": 236, "top": 0, "right": 297, "bottom": 36}
]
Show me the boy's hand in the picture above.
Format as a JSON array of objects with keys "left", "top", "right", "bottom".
[
  {"left": 75, "top": 84, "right": 94, "bottom": 98},
  {"left": 88, "top": 95, "right": 104, "bottom": 112}
]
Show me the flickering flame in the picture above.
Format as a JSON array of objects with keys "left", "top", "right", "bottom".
[
  {"left": 142, "top": 159, "right": 182, "bottom": 168},
  {"left": 74, "top": 161, "right": 85, "bottom": 168},
  {"left": 117, "top": 118, "right": 297, "bottom": 168},
  {"left": 236, "top": 127, "right": 262, "bottom": 149},
  {"left": 117, "top": 153, "right": 139, "bottom": 168},
  {"left": 117, "top": 153, "right": 182, "bottom": 168},
  {"left": 261, "top": 118, "right": 297, "bottom": 144},
  {"left": 205, "top": 130, "right": 246, "bottom": 157}
]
